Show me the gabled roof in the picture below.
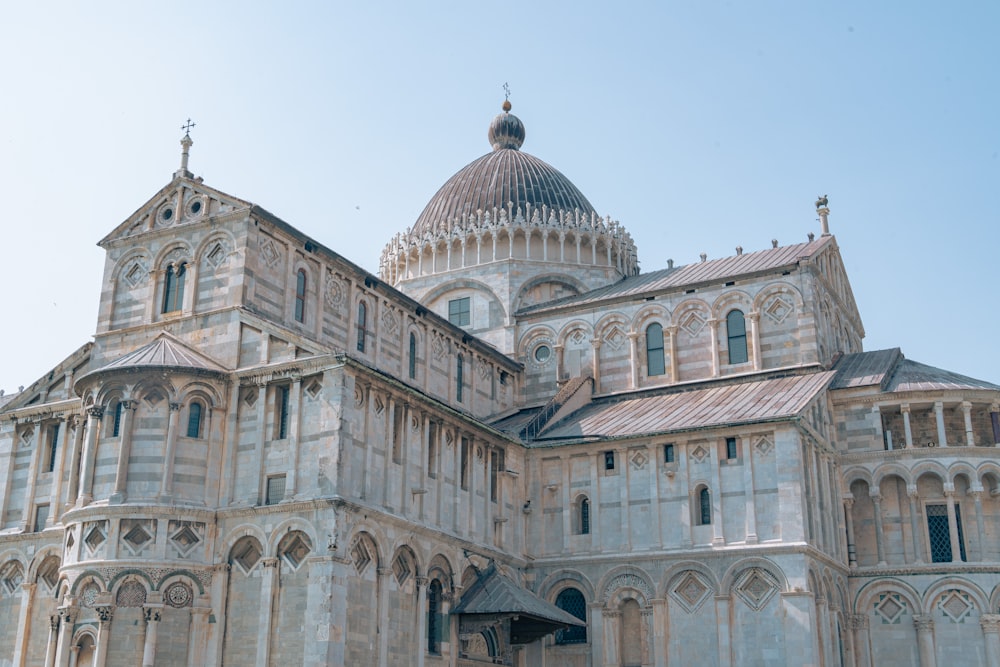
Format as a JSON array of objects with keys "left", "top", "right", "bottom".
[
  {"left": 535, "top": 371, "right": 835, "bottom": 441},
  {"left": 82, "top": 333, "right": 228, "bottom": 381},
  {"left": 518, "top": 237, "right": 832, "bottom": 315},
  {"left": 451, "top": 564, "right": 584, "bottom": 644}
]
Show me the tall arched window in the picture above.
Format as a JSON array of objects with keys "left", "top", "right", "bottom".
[
  {"left": 294, "top": 269, "right": 307, "bottom": 323},
  {"left": 726, "top": 309, "right": 748, "bottom": 364},
  {"left": 646, "top": 322, "right": 665, "bottom": 376},
  {"left": 186, "top": 401, "right": 203, "bottom": 438},
  {"left": 409, "top": 333, "right": 417, "bottom": 379},
  {"left": 456, "top": 354, "right": 464, "bottom": 403},
  {"left": 356, "top": 302, "right": 367, "bottom": 353},
  {"left": 698, "top": 487, "right": 712, "bottom": 525},
  {"left": 554, "top": 588, "right": 587, "bottom": 644},
  {"left": 162, "top": 262, "right": 187, "bottom": 313},
  {"left": 427, "top": 579, "right": 443, "bottom": 654},
  {"left": 109, "top": 400, "right": 124, "bottom": 438},
  {"left": 577, "top": 496, "right": 591, "bottom": 535}
]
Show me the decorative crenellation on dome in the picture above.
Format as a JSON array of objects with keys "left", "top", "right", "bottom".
[{"left": 379, "top": 202, "right": 638, "bottom": 285}]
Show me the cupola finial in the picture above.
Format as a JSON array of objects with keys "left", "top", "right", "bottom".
[{"left": 176, "top": 118, "right": 196, "bottom": 178}]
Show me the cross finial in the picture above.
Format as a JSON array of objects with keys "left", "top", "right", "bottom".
[
  {"left": 503, "top": 82, "right": 510, "bottom": 102},
  {"left": 181, "top": 118, "right": 196, "bottom": 137}
]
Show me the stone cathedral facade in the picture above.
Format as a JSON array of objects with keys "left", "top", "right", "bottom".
[{"left": 2, "top": 102, "right": 1000, "bottom": 667}]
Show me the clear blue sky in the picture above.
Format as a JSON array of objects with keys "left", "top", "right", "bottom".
[{"left": 1, "top": 1, "right": 998, "bottom": 392}]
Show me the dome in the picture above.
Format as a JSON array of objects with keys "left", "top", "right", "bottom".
[{"left": 411, "top": 103, "right": 597, "bottom": 235}]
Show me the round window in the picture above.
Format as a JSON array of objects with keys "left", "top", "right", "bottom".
[
  {"left": 162, "top": 207, "right": 173, "bottom": 221},
  {"left": 190, "top": 200, "right": 202, "bottom": 214},
  {"left": 534, "top": 345, "right": 551, "bottom": 363}
]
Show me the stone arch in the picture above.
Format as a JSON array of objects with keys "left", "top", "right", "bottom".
[
  {"left": 556, "top": 320, "right": 594, "bottom": 348},
  {"left": 389, "top": 544, "right": 420, "bottom": 588},
  {"left": 989, "top": 582, "right": 1000, "bottom": 613},
  {"left": 712, "top": 289, "right": 754, "bottom": 320},
  {"left": 922, "top": 577, "right": 988, "bottom": 615},
  {"left": 720, "top": 557, "right": 788, "bottom": 595},
  {"left": 420, "top": 277, "right": 509, "bottom": 325},
  {"left": 129, "top": 377, "right": 179, "bottom": 406},
  {"left": 110, "top": 573, "right": 153, "bottom": 608},
  {"left": 949, "top": 461, "right": 980, "bottom": 488},
  {"left": 753, "top": 282, "right": 804, "bottom": 314},
  {"left": 219, "top": 523, "right": 268, "bottom": 557},
  {"left": 873, "top": 463, "right": 914, "bottom": 488},
  {"left": 174, "top": 380, "right": 223, "bottom": 409},
  {"left": 978, "top": 462, "right": 1000, "bottom": 492},
  {"left": 912, "top": 465, "right": 949, "bottom": 490},
  {"left": 266, "top": 517, "right": 318, "bottom": 557},
  {"left": 193, "top": 229, "right": 238, "bottom": 264},
  {"left": 843, "top": 466, "right": 874, "bottom": 489},
  {"left": 112, "top": 247, "right": 153, "bottom": 283},
  {"left": 347, "top": 531, "right": 382, "bottom": 578},
  {"left": 852, "top": 578, "right": 921, "bottom": 616},
  {"left": 518, "top": 325, "right": 558, "bottom": 359},
  {"left": 427, "top": 553, "right": 454, "bottom": 594},
  {"left": 226, "top": 534, "right": 266, "bottom": 575},
  {"left": 594, "top": 312, "right": 632, "bottom": 340},
  {"left": 29, "top": 550, "right": 62, "bottom": 593},
  {"left": 0, "top": 558, "right": 26, "bottom": 598},
  {"left": 632, "top": 304, "right": 671, "bottom": 332},
  {"left": 597, "top": 566, "right": 655, "bottom": 606},
  {"left": 158, "top": 572, "right": 202, "bottom": 609},
  {"left": 154, "top": 240, "right": 194, "bottom": 269},
  {"left": 537, "top": 569, "right": 597, "bottom": 603},
  {"left": 659, "top": 560, "right": 721, "bottom": 599},
  {"left": 512, "top": 273, "right": 588, "bottom": 313},
  {"left": 68, "top": 571, "right": 107, "bottom": 596}
]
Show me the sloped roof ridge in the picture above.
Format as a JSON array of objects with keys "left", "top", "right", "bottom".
[
  {"left": 97, "top": 332, "right": 228, "bottom": 374},
  {"left": 518, "top": 236, "right": 831, "bottom": 315},
  {"left": 451, "top": 564, "right": 585, "bottom": 627},
  {"left": 888, "top": 358, "right": 1000, "bottom": 392}
]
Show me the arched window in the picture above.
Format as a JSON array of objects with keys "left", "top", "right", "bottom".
[
  {"left": 427, "top": 579, "right": 443, "bottom": 654},
  {"left": 646, "top": 322, "right": 665, "bottom": 376},
  {"left": 555, "top": 588, "right": 587, "bottom": 644},
  {"left": 726, "top": 309, "right": 748, "bottom": 364},
  {"left": 356, "top": 302, "right": 367, "bottom": 353},
  {"left": 109, "top": 400, "right": 124, "bottom": 437},
  {"left": 456, "top": 354, "right": 464, "bottom": 403},
  {"left": 577, "top": 496, "right": 590, "bottom": 535},
  {"left": 162, "top": 262, "right": 187, "bottom": 313},
  {"left": 409, "top": 333, "right": 417, "bottom": 379},
  {"left": 186, "top": 401, "right": 203, "bottom": 438},
  {"left": 294, "top": 269, "right": 307, "bottom": 323},
  {"left": 698, "top": 487, "right": 712, "bottom": 526}
]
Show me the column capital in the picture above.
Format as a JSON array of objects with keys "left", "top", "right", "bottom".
[
  {"left": 913, "top": 614, "right": 935, "bottom": 632},
  {"left": 907, "top": 485, "right": 919, "bottom": 498},
  {"left": 869, "top": 489, "right": 882, "bottom": 501},
  {"left": 49, "top": 614, "right": 61, "bottom": 631},
  {"left": 961, "top": 400, "right": 973, "bottom": 411},
  {"left": 943, "top": 483, "right": 955, "bottom": 496},
  {"left": 86, "top": 406, "right": 104, "bottom": 419},
  {"left": 415, "top": 576, "right": 429, "bottom": 588},
  {"left": 980, "top": 614, "right": 1000, "bottom": 634},
  {"left": 900, "top": 402, "right": 911, "bottom": 414},
  {"left": 143, "top": 606, "right": 163, "bottom": 623},
  {"left": 262, "top": 557, "right": 280, "bottom": 569},
  {"left": 20, "top": 581, "right": 36, "bottom": 594},
  {"left": 842, "top": 497, "right": 854, "bottom": 508},
  {"left": 747, "top": 311, "right": 760, "bottom": 322},
  {"left": 96, "top": 605, "right": 114, "bottom": 623},
  {"left": 169, "top": 402, "right": 182, "bottom": 412}
]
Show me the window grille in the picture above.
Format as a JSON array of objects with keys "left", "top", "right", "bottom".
[
  {"left": 277, "top": 386, "right": 290, "bottom": 439},
  {"left": 448, "top": 297, "right": 470, "bottom": 326},
  {"left": 187, "top": 402, "right": 202, "bottom": 438},
  {"left": 409, "top": 333, "right": 417, "bottom": 379},
  {"left": 604, "top": 451, "right": 615, "bottom": 471},
  {"left": 699, "top": 488, "right": 712, "bottom": 525},
  {"left": 357, "top": 302, "right": 367, "bottom": 352},
  {"left": 294, "top": 270, "right": 307, "bottom": 323},
  {"left": 664, "top": 443, "right": 675, "bottom": 463},
  {"left": 112, "top": 401, "right": 124, "bottom": 437},
  {"left": 427, "top": 580, "right": 443, "bottom": 654},
  {"left": 45, "top": 424, "right": 60, "bottom": 473},
  {"left": 726, "top": 437, "right": 737, "bottom": 460},
  {"left": 555, "top": 588, "right": 587, "bottom": 644},
  {"left": 580, "top": 498, "right": 590, "bottom": 535},
  {"left": 162, "top": 262, "right": 187, "bottom": 313},
  {"left": 266, "top": 475, "right": 286, "bottom": 505},
  {"left": 456, "top": 354, "right": 464, "bottom": 403},
  {"left": 927, "top": 504, "right": 951, "bottom": 562}
]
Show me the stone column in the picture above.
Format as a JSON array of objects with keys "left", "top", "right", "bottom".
[
  {"left": 591, "top": 339, "right": 602, "bottom": 394},
  {"left": 708, "top": 318, "right": 720, "bottom": 377},
  {"left": 12, "top": 582, "right": 35, "bottom": 667},
  {"left": 628, "top": 332, "right": 639, "bottom": 389},
  {"left": 187, "top": 607, "right": 211, "bottom": 667},
  {"left": 667, "top": 325, "right": 679, "bottom": 383},
  {"left": 554, "top": 344, "right": 565, "bottom": 382},
  {"left": 748, "top": 311, "right": 761, "bottom": 371},
  {"left": 20, "top": 422, "right": 46, "bottom": 529},
  {"left": 871, "top": 490, "right": 887, "bottom": 566},
  {"left": 53, "top": 603, "right": 78, "bottom": 667},
  {"left": 94, "top": 606, "right": 113, "bottom": 667},
  {"left": 47, "top": 418, "right": 69, "bottom": 523},
  {"left": 849, "top": 614, "right": 871, "bottom": 667},
  {"left": 901, "top": 404, "right": 914, "bottom": 448},
  {"left": 981, "top": 614, "right": 1000, "bottom": 667},
  {"left": 415, "top": 576, "right": 428, "bottom": 667},
  {"left": 843, "top": 498, "right": 857, "bottom": 568},
  {"left": 77, "top": 406, "right": 104, "bottom": 505},
  {"left": 256, "top": 557, "right": 279, "bottom": 667},
  {"left": 159, "top": 402, "right": 182, "bottom": 500},
  {"left": 142, "top": 606, "right": 162, "bottom": 667},
  {"left": 709, "top": 440, "right": 725, "bottom": 545},
  {"left": 286, "top": 375, "right": 302, "bottom": 498},
  {"left": 206, "top": 564, "right": 229, "bottom": 665},
  {"left": 110, "top": 400, "right": 136, "bottom": 503},
  {"left": 651, "top": 598, "right": 667, "bottom": 667},
  {"left": 991, "top": 403, "right": 1000, "bottom": 446},
  {"left": 377, "top": 567, "right": 390, "bottom": 667},
  {"left": 250, "top": 381, "right": 267, "bottom": 505},
  {"left": 934, "top": 402, "right": 948, "bottom": 447},
  {"left": 913, "top": 615, "right": 937, "bottom": 667},
  {"left": 64, "top": 415, "right": 85, "bottom": 511},
  {"left": 44, "top": 614, "right": 59, "bottom": 667},
  {"left": 641, "top": 606, "right": 654, "bottom": 666},
  {"left": 944, "top": 486, "right": 963, "bottom": 562},
  {"left": 961, "top": 401, "right": 975, "bottom": 446},
  {"left": 907, "top": 487, "right": 924, "bottom": 563},
  {"left": 715, "top": 596, "right": 732, "bottom": 667},
  {"left": 972, "top": 489, "right": 987, "bottom": 561}
]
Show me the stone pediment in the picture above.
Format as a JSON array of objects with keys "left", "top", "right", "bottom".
[{"left": 99, "top": 176, "right": 252, "bottom": 246}]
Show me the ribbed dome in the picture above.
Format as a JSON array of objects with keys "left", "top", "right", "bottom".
[{"left": 412, "top": 104, "right": 597, "bottom": 235}]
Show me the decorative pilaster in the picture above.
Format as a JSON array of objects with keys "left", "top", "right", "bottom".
[
  {"left": 53, "top": 602, "right": 78, "bottom": 667},
  {"left": 44, "top": 614, "right": 59, "bottom": 667},
  {"left": 415, "top": 576, "right": 428, "bottom": 667},
  {"left": 843, "top": 497, "right": 857, "bottom": 568},
  {"left": 944, "top": 486, "right": 963, "bottom": 562},
  {"left": 256, "top": 558, "right": 279, "bottom": 667},
  {"left": 47, "top": 418, "right": 69, "bottom": 523},
  {"left": 591, "top": 339, "right": 602, "bottom": 394},
  {"left": 286, "top": 375, "right": 302, "bottom": 498},
  {"left": 667, "top": 325, "right": 679, "bottom": 383},
  {"left": 627, "top": 331, "right": 639, "bottom": 389},
  {"left": 901, "top": 403, "right": 914, "bottom": 448},
  {"left": 142, "top": 606, "right": 162, "bottom": 667},
  {"left": 94, "top": 606, "right": 113, "bottom": 667},
  {"left": 77, "top": 406, "right": 104, "bottom": 505},
  {"left": 907, "top": 487, "right": 924, "bottom": 563},
  {"left": 12, "top": 582, "right": 35, "bottom": 667},
  {"left": 972, "top": 489, "right": 987, "bottom": 561},
  {"left": 849, "top": 614, "right": 871, "bottom": 667},
  {"left": 187, "top": 607, "right": 211, "bottom": 667},
  {"left": 748, "top": 311, "right": 761, "bottom": 371},
  {"left": 934, "top": 402, "right": 948, "bottom": 447},
  {"left": 708, "top": 318, "right": 720, "bottom": 377},
  {"left": 110, "top": 400, "right": 135, "bottom": 503},
  {"left": 602, "top": 609, "right": 621, "bottom": 667},
  {"left": 64, "top": 415, "right": 85, "bottom": 510},
  {"left": 981, "top": 614, "right": 1000, "bottom": 667},
  {"left": 913, "top": 615, "right": 937, "bottom": 667},
  {"left": 962, "top": 401, "right": 975, "bottom": 446},
  {"left": 870, "top": 490, "right": 887, "bottom": 566}
]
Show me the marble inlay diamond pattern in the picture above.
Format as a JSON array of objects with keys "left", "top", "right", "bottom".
[
  {"left": 874, "top": 593, "right": 906, "bottom": 624},
  {"left": 670, "top": 572, "right": 711, "bottom": 613},
  {"left": 939, "top": 590, "right": 973, "bottom": 623},
  {"left": 735, "top": 568, "right": 778, "bottom": 611}
]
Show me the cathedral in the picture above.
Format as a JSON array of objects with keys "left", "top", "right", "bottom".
[{"left": 2, "top": 100, "right": 1000, "bottom": 667}]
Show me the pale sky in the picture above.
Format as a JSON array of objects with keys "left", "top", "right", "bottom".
[{"left": 1, "top": 1, "right": 998, "bottom": 393}]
